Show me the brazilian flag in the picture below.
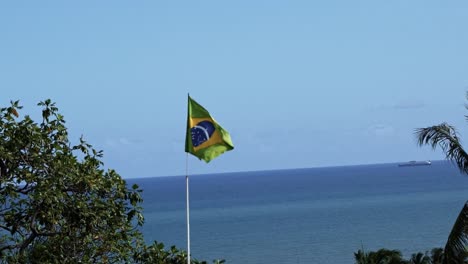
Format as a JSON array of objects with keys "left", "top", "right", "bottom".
[{"left": 185, "top": 95, "right": 234, "bottom": 162}]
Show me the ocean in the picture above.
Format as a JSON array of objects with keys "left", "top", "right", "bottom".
[{"left": 127, "top": 160, "right": 468, "bottom": 263}]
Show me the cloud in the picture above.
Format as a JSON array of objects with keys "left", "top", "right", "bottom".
[
  {"left": 393, "top": 101, "right": 426, "bottom": 110},
  {"left": 369, "top": 100, "right": 426, "bottom": 111},
  {"left": 105, "top": 137, "right": 140, "bottom": 148},
  {"left": 105, "top": 138, "right": 117, "bottom": 148},
  {"left": 119, "top": 137, "right": 131, "bottom": 145},
  {"left": 367, "top": 124, "right": 395, "bottom": 137}
]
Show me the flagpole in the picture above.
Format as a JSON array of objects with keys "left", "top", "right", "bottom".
[{"left": 186, "top": 152, "right": 191, "bottom": 264}]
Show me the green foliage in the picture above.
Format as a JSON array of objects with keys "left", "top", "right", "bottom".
[
  {"left": 430, "top": 248, "right": 445, "bottom": 264},
  {"left": 0, "top": 100, "right": 223, "bottom": 263},
  {"left": 0, "top": 100, "right": 145, "bottom": 262},
  {"left": 408, "top": 252, "right": 431, "bottom": 264},
  {"left": 444, "top": 202, "right": 468, "bottom": 264},
  {"left": 416, "top": 123, "right": 468, "bottom": 174},
  {"left": 415, "top": 93, "right": 468, "bottom": 264},
  {"left": 354, "top": 248, "right": 449, "bottom": 264},
  {"left": 354, "top": 248, "right": 406, "bottom": 264},
  {"left": 133, "top": 241, "right": 225, "bottom": 264}
]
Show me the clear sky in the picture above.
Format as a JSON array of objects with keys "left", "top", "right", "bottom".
[{"left": 1, "top": 1, "right": 467, "bottom": 178}]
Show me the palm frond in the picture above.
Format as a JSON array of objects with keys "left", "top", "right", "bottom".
[
  {"left": 430, "top": 248, "right": 444, "bottom": 264},
  {"left": 415, "top": 123, "right": 468, "bottom": 174},
  {"left": 443, "top": 202, "right": 468, "bottom": 264}
]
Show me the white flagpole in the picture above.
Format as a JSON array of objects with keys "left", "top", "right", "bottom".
[{"left": 186, "top": 153, "right": 191, "bottom": 264}]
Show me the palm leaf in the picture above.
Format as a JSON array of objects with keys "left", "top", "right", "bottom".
[
  {"left": 443, "top": 202, "right": 468, "bottom": 264},
  {"left": 415, "top": 123, "right": 468, "bottom": 174},
  {"left": 430, "top": 248, "right": 444, "bottom": 264},
  {"left": 416, "top": 118, "right": 468, "bottom": 263}
]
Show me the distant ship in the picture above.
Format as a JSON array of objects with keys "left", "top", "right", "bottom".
[{"left": 398, "top": 160, "right": 432, "bottom": 167}]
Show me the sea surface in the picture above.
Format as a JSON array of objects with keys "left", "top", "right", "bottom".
[{"left": 127, "top": 161, "right": 468, "bottom": 264}]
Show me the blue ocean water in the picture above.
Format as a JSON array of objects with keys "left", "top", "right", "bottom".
[{"left": 127, "top": 161, "right": 468, "bottom": 263}]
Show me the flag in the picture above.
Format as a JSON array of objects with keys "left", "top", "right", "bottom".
[{"left": 185, "top": 95, "right": 234, "bottom": 162}]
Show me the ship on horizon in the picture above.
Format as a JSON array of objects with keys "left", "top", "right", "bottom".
[{"left": 398, "top": 160, "right": 432, "bottom": 167}]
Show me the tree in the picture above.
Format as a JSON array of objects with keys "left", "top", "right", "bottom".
[
  {"left": 0, "top": 100, "right": 225, "bottom": 263},
  {"left": 354, "top": 248, "right": 407, "bottom": 264},
  {"left": 354, "top": 248, "right": 465, "bottom": 264},
  {"left": 133, "top": 241, "right": 225, "bottom": 264},
  {"left": 355, "top": 249, "right": 371, "bottom": 264},
  {"left": 370, "top": 249, "right": 406, "bottom": 264},
  {"left": 408, "top": 252, "right": 431, "bottom": 264},
  {"left": 416, "top": 102, "right": 468, "bottom": 264},
  {"left": 0, "top": 100, "right": 145, "bottom": 263},
  {"left": 430, "top": 248, "right": 445, "bottom": 264}
]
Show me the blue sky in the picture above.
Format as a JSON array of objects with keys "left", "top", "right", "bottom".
[{"left": 1, "top": 1, "right": 467, "bottom": 178}]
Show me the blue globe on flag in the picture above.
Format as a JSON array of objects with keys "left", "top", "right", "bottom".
[{"left": 191, "top": 121, "right": 215, "bottom": 147}]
